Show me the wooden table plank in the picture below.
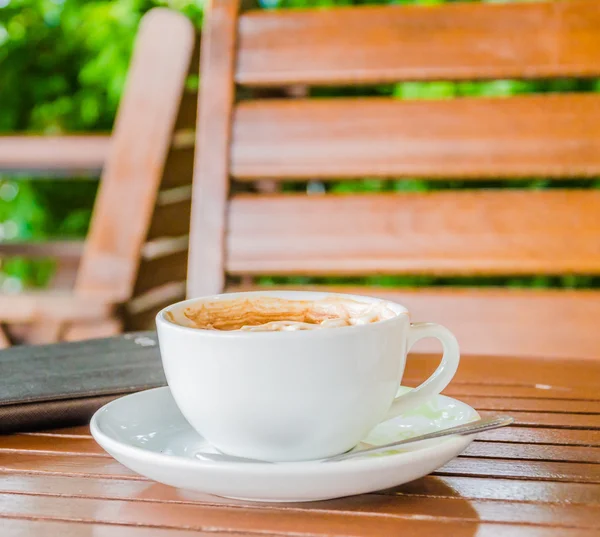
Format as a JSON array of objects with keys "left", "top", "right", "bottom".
[
  {"left": 0, "top": 492, "right": 514, "bottom": 536},
  {"left": 2, "top": 473, "right": 599, "bottom": 506},
  {"left": 437, "top": 459, "right": 600, "bottom": 484},
  {"left": 441, "top": 384, "right": 600, "bottom": 401},
  {"left": 1, "top": 451, "right": 599, "bottom": 484},
  {"left": 3, "top": 434, "right": 599, "bottom": 464},
  {"left": 478, "top": 411, "right": 600, "bottom": 429},
  {"left": 3, "top": 519, "right": 595, "bottom": 537},
  {"left": 1, "top": 491, "right": 600, "bottom": 533},
  {"left": 22, "top": 426, "right": 92, "bottom": 438},
  {"left": 0, "top": 435, "right": 108, "bottom": 456},
  {"left": 458, "top": 397, "right": 600, "bottom": 414},
  {"left": 28, "top": 420, "right": 600, "bottom": 442},
  {"left": 477, "top": 427, "right": 600, "bottom": 446},
  {"left": 0, "top": 519, "right": 214, "bottom": 537},
  {"left": 463, "top": 442, "right": 600, "bottom": 464},
  {"left": 405, "top": 354, "right": 600, "bottom": 388},
  {"left": 389, "top": 476, "right": 600, "bottom": 506},
  {"left": 0, "top": 453, "right": 143, "bottom": 480}
]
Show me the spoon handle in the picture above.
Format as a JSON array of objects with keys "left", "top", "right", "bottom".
[{"left": 326, "top": 415, "right": 514, "bottom": 462}]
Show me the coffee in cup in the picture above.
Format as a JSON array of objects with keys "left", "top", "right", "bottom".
[
  {"left": 157, "top": 291, "right": 460, "bottom": 462},
  {"left": 171, "top": 295, "right": 397, "bottom": 332}
]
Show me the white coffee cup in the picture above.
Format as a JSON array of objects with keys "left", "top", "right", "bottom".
[{"left": 156, "top": 290, "right": 460, "bottom": 462}]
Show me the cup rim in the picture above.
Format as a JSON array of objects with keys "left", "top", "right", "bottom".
[{"left": 155, "top": 289, "right": 409, "bottom": 338}]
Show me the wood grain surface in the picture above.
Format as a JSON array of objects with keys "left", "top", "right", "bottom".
[
  {"left": 187, "top": 0, "right": 240, "bottom": 298},
  {"left": 0, "top": 136, "right": 108, "bottom": 174},
  {"left": 226, "top": 284, "right": 600, "bottom": 360},
  {"left": 226, "top": 192, "right": 600, "bottom": 275},
  {"left": 0, "top": 294, "right": 114, "bottom": 323},
  {"left": 236, "top": 0, "right": 600, "bottom": 86},
  {"left": 231, "top": 95, "right": 600, "bottom": 179},
  {"left": 0, "top": 351, "right": 598, "bottom": 536}
]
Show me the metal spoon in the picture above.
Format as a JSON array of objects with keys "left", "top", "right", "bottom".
[{"left": 196, "top": 415, "right": 514, "bottom": 464}]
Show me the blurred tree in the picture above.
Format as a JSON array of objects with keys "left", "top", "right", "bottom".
[
  {"left": 0, "top": 0, "right": 597, "bottom": 290},
  {"left": 0, "top": 0, "right": 202, "bottom": 288},
  {"left": 0, "top": 0, "right": 202, "bottom": 132}
]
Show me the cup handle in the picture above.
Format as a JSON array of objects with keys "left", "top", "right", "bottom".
[{"left": 385, "top": 322, "right": 460, "bottom": 421}]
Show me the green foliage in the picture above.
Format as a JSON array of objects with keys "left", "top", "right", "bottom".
[
  {"left": 0, "top": 0, "right": 202, "bottom": 133},
  {"left": 0, "top": 0, "right": 202, "bottom": 289},
  {"left": 1, "top": 0, "right": 598, "bottom": 290}
]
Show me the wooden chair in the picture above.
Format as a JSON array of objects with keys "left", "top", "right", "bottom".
[
  {"left": 186, "top": 0, "right": 600, "bottom": 360},
  {"left": 0, "top": 8, "right": 197, "bottom": 347}
]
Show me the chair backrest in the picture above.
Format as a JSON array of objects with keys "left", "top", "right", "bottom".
[
  {"left": 0, "top": 8, "right": 197, "bottom": 343},
  {"left": 189, "top": 0, "right": 600, "bottom": 360}
]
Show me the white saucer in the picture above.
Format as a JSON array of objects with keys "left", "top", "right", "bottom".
[{"left": 91, "top": 387, "right": 479, "bottom": 502}]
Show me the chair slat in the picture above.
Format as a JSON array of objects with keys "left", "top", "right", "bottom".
[
  {"left": 0, "top": 241, "right": 84, "bottom": 259},
  {"left": 237, "top": 0, "right": 600, "bottom": 86},
  {"left": 0, "top": 136, "right": 109, "bottom": 174},
  {"left": 227, "top": 191, "right": 600, "bottom": 276},
  {"left": 62, "top": 318, "right": 123, "bottom": 342},
  {"left": 162, "top": 148, "right": 195, "bottom": 188},
  {"left": 125, "top": 281, "right": 185, "bottom": 331},
  {"left": 187, "top": 0, "right": 240, "bottom": 298},
  {"left": 227, "top": 285, "right": 600, "bottom": 360},
  {"left": 231, "top": 94, "right": 600, "bottom": 180},
  {"left": 134, "top": 248, "right": 188, "bottom": 296},
  {"left": 0, "top": 294, "right": 114, "bottom": 323},
  {"left": 147, "top": 195, "right": 191, "bottom": 241}
]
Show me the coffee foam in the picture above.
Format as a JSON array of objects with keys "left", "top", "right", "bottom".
[{"left": 178, "top": 296, "right": 397, "bottom": 332}]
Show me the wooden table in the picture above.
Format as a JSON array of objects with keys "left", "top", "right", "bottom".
[{"left": 1, "top": 353, "right": 599, "bottom": 536}]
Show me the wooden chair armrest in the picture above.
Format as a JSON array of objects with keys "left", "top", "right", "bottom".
[{"left": 0, "top": 293, "right": 118, "bottom": 323}]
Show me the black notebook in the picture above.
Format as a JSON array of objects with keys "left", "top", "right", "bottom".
[{"left": 0, "top": 331, "right": 166, "bottom": 434}]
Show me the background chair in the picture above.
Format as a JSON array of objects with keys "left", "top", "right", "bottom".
[
  {"left": 0, "top": 8, "right": 197, "bottom": 346},
  {"left": 186, "top": 0, "right": 600, "bottom": 360}
]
